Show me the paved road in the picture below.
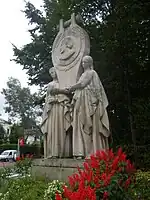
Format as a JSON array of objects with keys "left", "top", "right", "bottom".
[{"left": 0, "top": 162, "right": 15, "bottom": 168}]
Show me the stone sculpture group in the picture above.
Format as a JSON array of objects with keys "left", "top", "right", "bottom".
[{"left": 41, "top": 14, "right": 110, "bottom": 159}]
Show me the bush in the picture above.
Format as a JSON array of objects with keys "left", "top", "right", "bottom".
[
  {"left": 56, "top": 148, "right": 136, "bottom": 200},
  {"left": 0, "top": 177, "right": 47, "bottom": 200},
  {"left": 121, "top": 144, "right": 150, "bottom": 170},
  {"left": 20, "top": 144, "right": 41, "bottom": 158},
  {"left": 131, "top": 170, "right": 150, "bottom": 199},
  {"left": 15, "top": 154, "right": 33, "bottom": 175},
  {"left": 0, "top": 144, "right": 17, "bottom": 153},
  {"left": 0, "top": 144, "right": 42, "bottom": 158},
  {"left": 44, "top": 180, "right": 65, "bottom": 200}
]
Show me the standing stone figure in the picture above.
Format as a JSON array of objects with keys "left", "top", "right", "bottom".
[
  {"left": 68, "top": 56, "right": 110, "bottom": 158},
  {"left": 41, "top": 67, "right": 72, "bottom": 158}
]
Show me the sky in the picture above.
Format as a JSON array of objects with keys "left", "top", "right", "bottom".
[{"left": 0, "top": 0, "right": 43, "bottom": 120}]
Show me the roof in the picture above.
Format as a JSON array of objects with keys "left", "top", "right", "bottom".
[
  {"left": 2, "top": 150, "right": 17, "bottom": 152},
  {"left": 0, "top": 118, "right": 11, "bottom": 125}
]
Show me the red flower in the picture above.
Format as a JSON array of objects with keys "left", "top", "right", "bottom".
[
  {"left": 29, "top": 154, "right": 33, "bottom": 158},
  {"left": 124, "top": 177, "right": 131, "bottom": 188},
  {"left": 61, "top": 148, "right": 135, "bottom": 200},
  {"left": 16, "top": 156, "right": 21, "bottom": 161},
  {"left": 103, "top": 191, "right": 109, "bottom": 200},
  {"left": 120, "top": 152, "right": 126, "bottom": 161},
  {"left": 26, "top": 154, "right": 33, "bottom": 159},
  {"left": 21, "top": 154, "right": 24, "bottom": 160},
  {"left": 83, "top": 162, "right": 90, "bottom": 171},
  {"left": 117, "top": 147, "right": 123, "bottom": 157},
  {"left": 55, "top": 192, "right": 62, "bottom": 200},
  {"left": 112, "top": 156, "right": 119, "bottom": 170},
  {"left": 108, "top": 149, "right": 115, "bottom": 160}
]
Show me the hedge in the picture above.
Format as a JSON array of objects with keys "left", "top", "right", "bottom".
[{"left": 0, "top": 144, "right": 44, "bottom": 158}]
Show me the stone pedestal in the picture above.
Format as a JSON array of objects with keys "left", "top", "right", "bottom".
[{"left": 31, "top": 158, "right": 84, "bottom": 182}]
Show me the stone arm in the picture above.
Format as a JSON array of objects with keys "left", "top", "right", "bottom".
[
  {"left": 70, "top": 71, "right": 93, "bottom": 92},
  {"left": 51, "top": 88, "right": 70, "bottom": 95},
  {"left": 45, "top": 82, "right": 69, "bottom": 96}
]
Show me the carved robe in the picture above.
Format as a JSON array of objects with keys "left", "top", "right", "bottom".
[
  {"left": 41, "top": 81, "right": 71, "bottom": 158},
  {"left": 72, "top": 69, "right": 110, "bottom": 157}
]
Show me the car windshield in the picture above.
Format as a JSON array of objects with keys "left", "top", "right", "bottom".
[{"left": 1, "top": 151, "right": 9, "bottom": 155}]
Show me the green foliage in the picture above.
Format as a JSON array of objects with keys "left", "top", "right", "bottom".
[
  {"left": 132, "top": 171, "right": 150, "bottom": 199},
  {"left": 121, "top": 144, "right": 150, "bottom": 170},
  {"left": 9, "top": 124, "right": 23, "bottom": 144},
  {"left": 15, "top": 156, "right": 32, "bottom": 176},
  {"left": 58, "top": 148, "right": 136, "bottom": 200},
  {"left": 0, "top": 144, "right": 18, "bottom": 153},
  {"left": 20, "top": 144, "right": 41, "bottom": 157},
  {"left": 0, "top": 144, "right": 41, "bottom": 157},
  {"left": 0, "top": 158, "right": 150, "bottom": 199},
  {"left": 44, "top": 180, "right": 65, "bottom": 200},
  {"left": 102, "top": 0, "right": 150, "bottom": 140},
  {"left": 2, "top": 77, "right": 38, "bottom": 129},
  {"left": 0, "top": 177, "right": 47, "bottom": 200},
  {"left": 0, "top": 176, "right": 66, "bottom": 200},
  {"left": 0, "top": 124, "right": 6, "bottom": 144},
  {"left": 0, "top": 159, "right": 64, "bottom": 200}
]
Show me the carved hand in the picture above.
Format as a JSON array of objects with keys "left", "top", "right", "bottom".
[
  {"left": 65, "top": 87, "right": 72, "bottom": 92},
  {"left": 51, "top": 88, "right": 59, "bottom": 94}
]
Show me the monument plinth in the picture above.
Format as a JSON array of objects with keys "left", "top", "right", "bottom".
[{"left": 32, "top": 158, "right": 84, "bottom": 181}]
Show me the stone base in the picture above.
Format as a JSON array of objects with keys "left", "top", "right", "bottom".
[{"left": 31, "top": 158, "right": 84, "bottom": 182}]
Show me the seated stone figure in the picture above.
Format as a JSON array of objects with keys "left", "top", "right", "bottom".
[
  {"left": 41, "top": 67, "right": 72, "bottom": 158},
  {"left": 68, "top": 56, "right": 110, "bottom": 158}
]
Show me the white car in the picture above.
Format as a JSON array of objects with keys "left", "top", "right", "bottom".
[{"left": 0, "top": 150, "right": 18, "bottom": 162}]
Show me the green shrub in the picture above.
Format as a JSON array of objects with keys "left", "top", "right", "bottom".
[
  {"left": 0, "top": 177, "right": 47, "bottom": 200},
  {"left": 132, "top": 170, "right": 150, "bottom": 199},
  {"left": 57, "top": 148, "right": 136, "bottom": 200},
  {"left": 0, "top": 144, "right": 17, "bottom": 153},
  {"left": 20, "top": 144, "right": 41, "bottom": 157},
  {"left": 44, "top": 180, "right": 65, "bottom": 200},
  {"left": 0, "top": 144, "right": 42, "bottom": 158},
  {"left": 120, "top": 144, "right": 150, "bottom": 170}
]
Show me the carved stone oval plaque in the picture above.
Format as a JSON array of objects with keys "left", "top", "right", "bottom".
[{"left": 52, "top": 24, "right": 90, "bottom": 72}]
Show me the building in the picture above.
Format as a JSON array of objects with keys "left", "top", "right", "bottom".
[
  {"left": 24, "top": 128, "right": 41, "bottom": 145},
  {"left": 0, "top": 118, "right": 11, "bottom": 139}
]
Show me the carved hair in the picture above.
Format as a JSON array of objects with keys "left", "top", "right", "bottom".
[
  {"left": 49, "top": 67, "right": 55, "bottom": 74},
  {"left": 82, "top": 55, "right": 93, "bottom": 69}
]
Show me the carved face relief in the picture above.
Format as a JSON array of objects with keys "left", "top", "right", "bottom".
[
  {"left": 52, "top": 24, "right": 90, "bottom": 71},
  {"left": 49, "top": 68, "right": 57, "bottom": 79},
  {"left": 59, "top": 36, "right": 76, "bottom": 61},
  {"left": 82, "top": 59, "right": 90, "bottom": 70}
]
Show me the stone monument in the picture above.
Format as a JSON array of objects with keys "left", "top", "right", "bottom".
[
  {"left": 52, "top": 13, "right": 90, "bottom": 89},
  {"left": 67, "top": 55, "right": 110, "bottom": 159},
  {"left": 41, "top": 67, "right": 72, "bottom": 159},
  {"left": 33, "top": 14, "right": 110, "bottom": 181}
]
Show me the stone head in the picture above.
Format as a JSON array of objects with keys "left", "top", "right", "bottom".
[
  {"left": 82, "top": 56, "right": 93, "bottom": 70},
  {"left": 49, "top": 67, "right": 57, "bottom": 79}
]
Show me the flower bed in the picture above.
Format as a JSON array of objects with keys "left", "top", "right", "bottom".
[
  {"left": 56, "top": 148, "right": 136, "bottom": 200},
  {"left": 0, "top": 148, "right": 150, "bottom": 200}
]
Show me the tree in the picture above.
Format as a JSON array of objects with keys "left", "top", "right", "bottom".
[
  {"left": 101, "top": 0, "right": 150, "bottom": 142},
  {"left": 2, "top": 77, "right": 38, "bottom": 129},
  {"left": 0, "top": 124, "right": 6, "bottom": 144},
  {"left": 9, "top": 124, "right": 24, "bottom": 144}
]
